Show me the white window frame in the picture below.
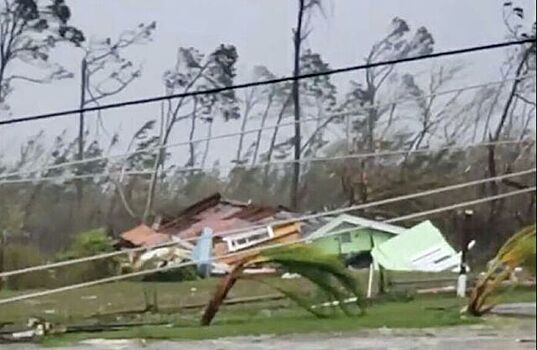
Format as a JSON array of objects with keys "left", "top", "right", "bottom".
[{"left": 223, "top": 226, "right": 275, "bottom": 252}]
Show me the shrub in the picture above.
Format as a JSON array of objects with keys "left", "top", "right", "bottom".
[
  {"left": 59, "top": 228, "right": 116, "bottom": 258},
  {"left": 52, "top": 228, "right": 119, "bottom": 286},
  {"left": 3, "top": 244, "right": 52, "bottom": 290}
]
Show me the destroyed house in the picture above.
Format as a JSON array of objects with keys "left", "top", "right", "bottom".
[{"left": 119, "top": 193, "right": 301, "bottom": 265}]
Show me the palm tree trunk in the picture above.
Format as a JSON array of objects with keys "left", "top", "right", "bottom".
[{"left": 201, "top": 259, "right": 248, "bottom": 326}]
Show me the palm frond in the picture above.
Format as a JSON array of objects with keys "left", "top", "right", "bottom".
[
  {"left": 496, "top": 225, "right": 536, "bottom": 273},
  {"left": 467, "top": 224, "right": 536, "bottom": 316},
  {"left": 201, "top": 244, "right": 364, "bottom": 325},
  {"left": 262, "top": 245, "right": 364, "bottom": 316}
]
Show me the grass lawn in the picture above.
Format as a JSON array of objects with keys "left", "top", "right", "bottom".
[
  {"left": 0, "top": 273, "right": 534, "bottom": 346},
  {"left": 42, "top": 293, "right": 479, "bottom": 346},
  {"left": 0, "top": 278, "right": 313, "bottom": 323},
  {"left": 0, "top": 271, "right": 467, "bottom": 323},
  {"left": 40, "top": 286, "right": 537, "bottom": 346}
]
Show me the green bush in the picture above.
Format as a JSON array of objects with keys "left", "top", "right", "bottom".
[
  {"left": 59, "top": 228, "right": 116, "bottom": 258},
  {"left": 52, "top": 228, "right": 119, "bottom": 286},
  {"left": 3, "top": 244, "right": 52, "bottom": 290}
]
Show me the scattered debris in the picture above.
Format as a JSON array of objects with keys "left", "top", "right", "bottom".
[
  {"left": 0, "top": 318, "right": 54, "bottom": 342},
  {"left": 416, "top": 286, "right": 456, "bottom": 294},
  {"left": 516, "top": 338, "right": 536, "bottom": 343},
  {"left": 491, "top": 302, "right": 537, "bottom": 318},
  {"left": 0, "top": 322, "right": 14, "bottom": 329},
  {"left": 0, "top": 317, "right": 172, "bottom": 343},
  {"left": 118, "top": 193, "right": 302, "bottom": 273},
  {"left": 78, "top": 338, "right": 141, "bottom": 348},
  {"left": 311, "top": 297, "right": 358, "bottom": 309},
  {"left": 371, "top": 221, "right": 463, "bottom": 273}
]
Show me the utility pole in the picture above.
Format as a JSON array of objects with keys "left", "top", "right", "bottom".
[
  {"left": 291, "top": 0, "right": 305, "bottom": 211},
  {"left": 78, "top": 58, "right": 87, "bottom": 162},
  {"left": 457, "top": 209, "right": 473, "bottom": 298},
  {"left": 76, "top": 58, "right": 88, "bottom": 207},
  {"left": 0, "top": 231, "right": 4, "bottom": 291}
]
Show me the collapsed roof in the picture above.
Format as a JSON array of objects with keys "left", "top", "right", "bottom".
[{"left": 120, "top": 193, "right": 296, "bottom": 247}]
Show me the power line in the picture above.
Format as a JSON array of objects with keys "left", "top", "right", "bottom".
[
  {"left": 178, "top": 140, "right": 533, "bottom": 173},
  {"left": 0, "top": 186, "right": 533, "bottom": 305},
  {"left": 0, "top": 139, "right": 531, "bottom": 185},
  {"left": 0, "top": 38, "right": 534, "bottom": 127},
  {"left": 1, "top": 168, "right": 533, "bottom": 278},
  {"left": 0, "top": 171, "right": 153, "bottom": 185},
  {"left": 197, "top": 169, "right": 537, "bottom": 238},
  {"left": 1, "top": 74, "right": 534, "bottom": 181},
  {"left": 388, "top": 188, "right": 535, "bottom": 223}
]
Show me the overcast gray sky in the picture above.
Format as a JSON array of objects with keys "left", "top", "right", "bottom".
[{"left": 0, "top": 0, "right": 535, "bottom": 164}]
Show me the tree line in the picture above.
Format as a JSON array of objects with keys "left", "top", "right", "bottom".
[{"left": 0, "top": 0, "right": 535, "bottom": 265}]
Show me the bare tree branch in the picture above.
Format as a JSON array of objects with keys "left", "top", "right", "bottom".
[{"left": 515, "top": 92, "right": 537, "bottom": 107}]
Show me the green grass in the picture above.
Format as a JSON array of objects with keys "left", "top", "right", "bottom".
[
  {"left": 1, "top": 273, "right": 534, "bottom": 347},
  {"left": 0, "top": 271, "right": 465, "bottom": 323},
  {"left": 0, "top": 277, "right": 319, "bottom": 323},
  {"left": 488, "top": 286, "right": 537, "bottom": 304},
  {"left": 42, "top": 294, "right": 477, "bottom": 346}
]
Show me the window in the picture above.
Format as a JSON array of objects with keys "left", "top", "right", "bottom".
[
  {"left": 339, "top": 232, "right": 352, "bottom": 243},
  {"left": 224, "top": 226, "right": 275, "bottom": 252}
]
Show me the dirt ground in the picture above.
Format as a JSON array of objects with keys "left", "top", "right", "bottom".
[{"left": 3, "top": 316, "right": 535, "bottom": 350}]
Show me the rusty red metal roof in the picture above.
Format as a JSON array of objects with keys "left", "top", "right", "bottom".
[
  {"left": 120, "top": 193, "right": 296, "bottom": 247},
  {"left": 120, "top": 224, "right": 171, "bottom": 247},
  {"left": 163, "top": 193, "right": 294, "bottom": 239}
]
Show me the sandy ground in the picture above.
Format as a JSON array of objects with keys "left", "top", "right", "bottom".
[{"left": 2, "top": 304, "right": 535, "bottom": 350}]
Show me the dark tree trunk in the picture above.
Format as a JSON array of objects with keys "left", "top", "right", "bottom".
[
  {"left": 22, "top": 183, "right": 43, "bottom": 228},
  {"left": 263, "top": 96, "right": 291, "bottom": 188},
  {"left": 201, "top": 120, "right": 213, "bottom": 168},
  {"left": 487, "top": 46, "right": 533, "bottom": 222},
  {"left": 187, "top": 98, "right": 199, "bottom": 168},
  {"left": 143, "top": 90, "right": 198, "bottom": 223},
  {"left": 106, "top": 187, "right": 118, "bottom": 234},
  {"left": 266, "top": 96, "right": 292, "bottom": 164},
  {"left": 201, "top": 260, "right": 248, "bottom": 326},
  {"left": 236, "top": 90, "right": 255, "bottom": 163},
  {"left": 0, "top": 63, "right": 7, "bottom": 103},
  {"left": 252, "top": 93, "right": 274, "bottom": 165}
]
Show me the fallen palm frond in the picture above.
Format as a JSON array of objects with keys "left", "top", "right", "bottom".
[
  {"left": 466, "top": 224, "right": 536, "bottom": 316},
  {"left": 201, "top": 244, "right": 364, "bottom": 326}
]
